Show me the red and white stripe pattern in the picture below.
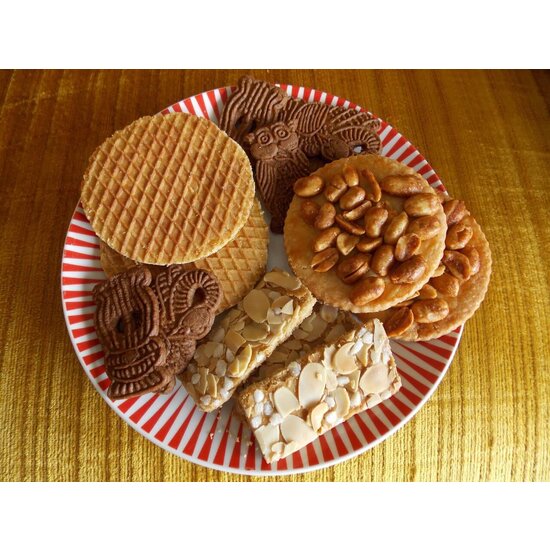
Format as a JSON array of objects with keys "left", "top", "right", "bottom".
[{"left": 62, "top": 85, "right": 462, "bottom": 475}]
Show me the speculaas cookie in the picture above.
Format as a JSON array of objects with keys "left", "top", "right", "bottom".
[
  {"left": 220, "top": 75, "right": 382, "bottom": 233},
  {"left": 93, "top": 266, "right": 221, "bottom": 399},
  {"left": 244, "top": 120, "right": 310, "bottom": 232}
]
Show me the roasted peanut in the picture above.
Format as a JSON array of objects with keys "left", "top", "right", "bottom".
[
  {"left": 361, "top": 169, "right": 382, "bottom": 202},
  {"left": 403, "top": 193, "right": 440, "bottom": 217},
  {"left": 336, "top": 232, "right": 360, "bottom": 256},
  {"left": 418, "top": 284, "right": 438, "bottom": 300},
  {"left": 294, "top": 175, "right": 324, "bottom": 197},
  {"left": 343, "top": 200, "right": 372, "bottom": 221},
  {"left": 336, "top": 253, "right": 371, "bottom": 284},
  {"left": 364, "top": 206, "right": 388, "bottom": 238},
  {"left": 430, "top": 272, "right": 460, "bottom": 297},
  {"left": 443, "top": 199, "right": 467, "bottom": 225},
  {"left": 446, "top": 219, "right": 473, "bottom": 250},
  {"left": 356, "top": 236, "right": 383, "bottom": 253},
  {"left": 300, "top": 200, "right": 320, "bottom": 225},
  {"left": 314, "top": 203, "right": 336, "bottom": 230},
  {"left": 310, "top": 248, "right": 339, "bottom": 272},
  {"left": 335, "top": 215, "right": 365, "bottom": 236},
  {"left": 395, "top": 233, "right": 421, "bottom": 262},
  {"left": 313, "top": 227, "right": 341, "bottom": 252},
  {"left": 462, "top": 246, "right": 480, "bottom": 276},
  {"left": 343, "top": 165, "right": 359, "bottom": 187},
  {"left": 442, "top": 250, "right": 472, "bottom": 281},
  {"left": 384, "top": 211, "right": 409, "bottom": 244},
  {"left": 384, "top": 307, "right": 414, "bottom": 338},
  {"left": 371, "top": 244, "right": 395, "bottom": 277},
  {"left": 389, "top": 255, "right": 427, "bottom": 284},
  {"left": 407, "top": 215, "right": 441, "bottom": 240},
  {"left": 339, "top": 186, "right": 367, "bottom": 210},
  {"left": 411, "top": 298, "right": 449, "bottom": 323},
  {"left": 350, "top": 277, "right": 385, "bottom": 306},
  {"left": 324, "top": 174, "right": 348, "bottom": 202},
  {"left": 379, "top": 174, "right": 425, "bottom": 196}
]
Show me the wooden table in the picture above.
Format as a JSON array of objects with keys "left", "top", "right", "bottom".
[{"left": 1, "top": 70, "right": 548, "bottom": 481}]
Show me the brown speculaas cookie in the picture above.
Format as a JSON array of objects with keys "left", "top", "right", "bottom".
[
  {"left": 93, "top": 266, "right": 221, "bottom": 399},
  {"left": 220, "top": 75, "right": 382, "bottom": 233}
]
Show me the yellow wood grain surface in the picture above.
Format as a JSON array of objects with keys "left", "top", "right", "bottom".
[{"left": 1, "top": 70, "right": 549, "bottom": 481}]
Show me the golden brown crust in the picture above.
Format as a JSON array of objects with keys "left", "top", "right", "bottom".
[{"left": 284, "top": 155, "right": 447, "bottom": 313}]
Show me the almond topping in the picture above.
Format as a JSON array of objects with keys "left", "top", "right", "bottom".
[
  {"left": 254, "top": 424, "right": 280, "bottom": 452},
  {"left": 281, "top": 415, "right": 317, "bottom": 446},
  {"left": 360, "top": 364, "right": 392, "bottom": 395},
  {"left": 333, "top": 387, "right": 351, "bottom": 418},
  {"left": 263, "top": 270, "right": 301, "bottom": 290},
  {"left": 333, "top": 342, "right": 359, "bottom": 374},
  {"left": 243, "top": 289, "right": 270, "bottom": 323},
  {"left": 227, "top": 344, "right": 252, "bottom": 377},
  {"left": 348, "top": 370, "right": 361, "bottom": 392},
  {"left": 242, "top": 322, "right": 269, "bottom": 341},
  {"left": 309, "top": 402, "right": 329, "bottom": 432},
  {"left": 273, "top": 387, "right": 300, "bottom": 418},
  {"left": 224, "top": 329, "right": 246, "bottom": 353},
  {"left": 298, "top": 362, "right": 326, "bottom": 408}
]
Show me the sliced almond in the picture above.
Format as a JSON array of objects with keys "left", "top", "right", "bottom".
[
  {"left": 333, "top": 342, "right": 359, "bottom": 374},
  {"left": 271, "top": 295, "right": 292, "bottom": 311},
  {"left": 360, "top": 364, "right": 392, "bottom": 395},
  {"left": 347, "top": 370, "right": 360, "bottom": 392},
  {"left": 357, "top": 343, "right": 370, "bottom": 367},
  {"left": 298, "top": 362, "right": 326, "bottom": 408},
  {"left": 304, "top": 315, "right": 328, "bottom": 342},
  {"left": 325, "top": 369, "right": 338, "bottom": 392},
  {"left": 210, "top": 327, "right": 225, "bottom": 343},
  {"left": 326, "top": 324, "right": 346, "bottom": 343},
  {"left": 281, "top": 415, "right": 317, "bottom": 446},
  {"left": 284, "top": 441, "right": 301, "bottom": 456},
  {"left": 242, "top": 322, "right": 269, "bottom": 341},
  {"left": 254, "top": 423, "right": 280, "bottom": 453},
  {"left": 227, "top": 344, "right": 252, "bottom": 378},
  {"left": 281, "top": 300, "right": 294, "bottom": 315},
  {"left": 243, "top": 289, "right": 270, "bottom": 323},
  {"left": 207, "top": 374, "right": 218, "bottom": 398},
  {"left": 267, "top": 309, "right": 284, "bottom": 325},
  {"left": 333, "top": 387, "right": 351, "bottom": 418},
  {"left": 224, "top": 329, "right": 246, "bottom": 353},
  {"left": 309, "top": 402, "right": 329, "bottom": 432},
  {"left": 196, "top": 368, "right": 208, "bottom": 395},
  {"left": 264, "top": 271, "right": 301, "bottom": 290},
  {"left": 271, "top": 442, "right": 285, "bottom": 459},
  {"left": 273, "top": 387, "right": 300, "bottom": 418},
  {"left": 269, "top": 350, "right": 288, "bottom": 363}
]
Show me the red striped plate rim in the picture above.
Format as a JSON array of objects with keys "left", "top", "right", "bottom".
[{"left": 61, "top": 84, "right": 462, "bottom": 475}]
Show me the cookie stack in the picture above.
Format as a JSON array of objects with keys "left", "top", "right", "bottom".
[{"left": 82, "top": 77, "right": 491, "bottom": 465}]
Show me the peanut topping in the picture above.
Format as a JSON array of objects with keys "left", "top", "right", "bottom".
[
  {"left": 350, "top": 277, "right": 385, "bottom": 306},
  {"left": 430, "top": 273, "right": 460, "bottom": 297},
  {"left": 389, "top": 255, "right": 427, "bottom": 284},
  {"left": 407, "top": 215, "right": 441, "bottom": 240},
  {"left": 384, "top": 307, "right": 414, "bottom": 337},
  {"left": 336, "top": 253, "right": 371, "bottom": 284},
  {"left": 462, "top": 246, "right": 480, "bottom": 276},
  {"left": 404, "top": 193, "right": 440, "bottom": 217},
  {"left": 443, "top": 199, "right": 467, "bottom": 225},
  {"left": 379, "top": 174, "right": 425, "bottom": 196},
  {"left": 311, "top": 248, "right": 339, "bottom": 272},
  {"left": 442, "top": 250, "right": 472, "bottom": 281},
  {"left": 324, "top": 174, "right": 348, "bottom": 202},
  {"left": 371, "top": 244, "right": 395, "bottom": 277},
  {"left": 335, "top": 214, "right": 366, "bottom": 236},
  {"left": 339, "top": 186, "right": 366, "bottom": 210},
  {"left": 364, "top": 206, "right": 388, "bottom": 238},
  {"left": 342, "top": 200, "right": 372, "bottom": 221},
  {"left": 356, "top": 236, "right": 383, "bottom": 253},
  {"left": 395, "top": 233, "right": 421, "bottom": 262},
  {"left": 411, "top": 298, "right": 449, "bottom": 323},
  {"left": 336, "top": 232, "right": 360, "bottom": 256},
  {"left": 418, "top": 283, "right": 438, "bottom": 300},
  {"left": 314, "top": 203, "right": 337, "bottom": 230},
  {"left": 343, "top": 165, "right": 359, "bottom": 187},
  {"left": 313, "top": 227, "right": 341, "bottom": 252},
  {"left": 294, "top": 175, "right": 324, "bottom": 197},
  {"left": 384, "top": 211, "right": 409, "bottom": 244},
  {"left": 361, "top": 169, "right": 382, "bottom": 202},
  {"left": 446, "top": 220, "right": 473, "bottom": 250}
]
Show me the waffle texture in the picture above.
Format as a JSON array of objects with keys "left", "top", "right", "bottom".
[
  {"left": 99, "top": 198, "right": 269, "bottom": 312},
  {"left": 81, "top": 113, "right": 255, "bottom": 264}
]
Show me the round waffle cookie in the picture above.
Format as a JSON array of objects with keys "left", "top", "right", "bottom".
[
  {"left": 99, "top": 198, "right": 269, "bottom": 313},
  {"left": 284, "top": 155, "right": 447, "bottom": 313},
  {"left": 360, "top": 200, "right": 491, "bottom": 341},
  {"left": 81, "top": 113, "right": 255, "bottom": 264}
]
